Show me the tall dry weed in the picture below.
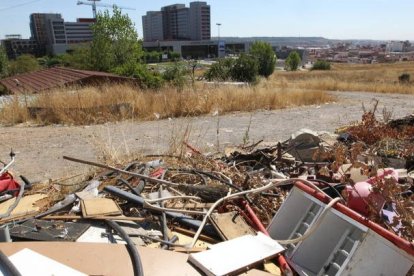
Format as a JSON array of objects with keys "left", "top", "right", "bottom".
[
  {"left": 0, "top": 96, "right": 29, "bottom": 125},
  {"left": 0, "top": 82, "right": 333, "bottom": 126}
]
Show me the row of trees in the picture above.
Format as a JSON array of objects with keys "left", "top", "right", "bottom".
[
  {"left": 204, "top": 42, "right": 306, "bottom": 83},
  {"left": 204, "top": 41, "right": 276, "bottom": 83}
]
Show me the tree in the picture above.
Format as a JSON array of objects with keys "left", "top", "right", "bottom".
[
  {"left": 285, "top": 51, "right": 301, "bottom": 71},
  {"left": 0, "top": 45, "right": 8, "bottom": 78},
  {"left": 312, "top": 60, "right": 331, "bottom": 70},
  {"left": 59, "top": 46, "right": 93, "bottom": 70},
  {"left": 230, "top": 54, "right": 259, "bottom": 83},
  {"left": 249, "top": 41, "right": 276, "bottom": 78},
  {"left": 91, "top": 7, "right": 143, "bottom": 72},
  {"left": 8, "top": 54, "right": 40, "bottom": 76},
  {"left": 144, "top": 51, "right": 161, "bottom": 63}
]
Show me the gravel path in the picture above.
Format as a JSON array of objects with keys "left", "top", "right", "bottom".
[{"left": 1, "top": 91, "right": 414, "bottom": 182}]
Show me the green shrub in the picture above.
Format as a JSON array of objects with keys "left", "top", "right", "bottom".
[
  {"left": 230, "top": 54, "right": 259, "bottom": 83},
  {"left": 398, "top": 73, "right": 410, "bottom": 83},
  {"left": 312, "top": 60, "right": 331, "bottom": 70},
  {"left": 144, "top": 51, "right": 162, "bottom": 63},
  {"left": 162, "top": 62, "right": 188, "bottom": 90},
  {"left": 204, "top": 58, "right": 234, "bottom": 81},
  {"left": 168, "top": 52, "right": 181, "bottom": 62},
  {"left": 8, "top": 54, "right": 40, "bottom": 76},
  {"left": 112, "top": 62, "right": 164, "bottom": 90}
]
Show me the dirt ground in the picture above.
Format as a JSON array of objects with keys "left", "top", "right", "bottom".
[{"left": 1, "top": 91, "right": 414, "bottom": 182}]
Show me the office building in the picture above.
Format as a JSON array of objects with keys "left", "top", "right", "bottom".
[
  {"left": 189, "top": 2, "right": 210, "bottom": 41},
  {"left": 1, "top": 38, "right": 44, "bottom": 59},
  {"left": 30, "top": 13, "right": 94, "bottom": 55},
  {"left": 142, "top": 11, "right": 164, "bottom": 42},
  {"left": 142, "top": 1, "right": 210, "bottom": 42},
  {"left": 30, "top": 13, "right": 63, "bottom": 46}
]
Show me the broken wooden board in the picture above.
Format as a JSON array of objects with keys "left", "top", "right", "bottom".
[
  {"left": 210, "top": 211, "right": 255, "bottom": 240},
  {"left": 0, "top": 194, "right": 47, "bottom": 221},
  {"left": 81, "top": 197, "right": 122, "bottom": 218},
  {"left": 9, "top": 219, "right": 90, "bottom": 242},
  {"left": 188, "top": 232, "right": 284, "bottom": 276}
]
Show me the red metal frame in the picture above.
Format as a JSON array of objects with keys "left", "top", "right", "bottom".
[
  {"left": 294, "top": 181, "right": 414, "bottom": 257},
  {"left": 240, "top": 200, "right": 293, "bottom": 276}
]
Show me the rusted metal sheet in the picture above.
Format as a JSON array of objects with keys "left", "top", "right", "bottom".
[{"left": 0, "top": 67, "right": 131, "bottom": 94}]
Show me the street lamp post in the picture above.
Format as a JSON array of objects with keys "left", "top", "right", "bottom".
[{"left": 216, "top": 23, "right": 221, "bottom": 57}]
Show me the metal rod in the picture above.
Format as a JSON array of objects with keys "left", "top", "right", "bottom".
[
  {"left": 63, "top": 156, "right": 179, "bottom": 187},
  {"left": 103, "top": 186, "right": 218, "bottom": 237}
]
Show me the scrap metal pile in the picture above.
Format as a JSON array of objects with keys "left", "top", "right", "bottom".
[{"left": 0, "top": 109, "right": 413, "bottom": 275}]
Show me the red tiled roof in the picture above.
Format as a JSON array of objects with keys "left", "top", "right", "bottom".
[{"left": 0, "top": 67, "right": 129, "bottom": 94}]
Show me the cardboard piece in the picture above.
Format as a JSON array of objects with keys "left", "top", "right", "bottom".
[
  {"left": 0, "top": 242, "right": 272, "bottom": 276},
  {"left": 188, "top": 232, "right": 284, "bottom": 276},
  {"left": 0, "top": 194, "right": 47, "bottom": 221},
  {"left": 210, "top": 211, "right": 255, "bottom": 240},
  {"left": 81, "top": 197, "right": 122, "bottom": 217}
]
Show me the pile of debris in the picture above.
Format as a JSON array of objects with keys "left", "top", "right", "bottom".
[{"left": 0, "top": 111, "right": 413, "bottom": 276}]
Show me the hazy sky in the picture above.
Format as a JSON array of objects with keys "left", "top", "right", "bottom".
[{"left": 0, "top": 0, "right": 413, "bottom": 40}]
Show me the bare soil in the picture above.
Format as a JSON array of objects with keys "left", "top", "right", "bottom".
[{"left": 1, "top": 91, "right": 414, "bottom": 182}]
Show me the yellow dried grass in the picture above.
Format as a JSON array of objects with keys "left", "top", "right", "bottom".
[
  {"left": 0, "top": 82, "right": 332, "bottom": 125},
  {"left": 271, "top": 62, "right": 414, "bottom": 94}
]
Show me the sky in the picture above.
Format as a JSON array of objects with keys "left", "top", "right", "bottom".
[{"left": 0, "top": 0, "right": 413, "bottom": 41}]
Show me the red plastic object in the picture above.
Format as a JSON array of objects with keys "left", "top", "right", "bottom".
[
  {"left": 0, "top": 172, "right": 20, "bottom": 195},
  {"left": 149, "top": 168, "right": 165, "bottom": 178},
  {"left": 345, "top": 181, "right": 386, "bottom": 217},
  {"left": 345, "top": 168, "right": 397, "bottom": 217},
  {"left": 295, "top": 181, "right": 414, "bottom": 258}
]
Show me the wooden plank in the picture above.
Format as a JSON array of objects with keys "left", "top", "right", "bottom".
[
  {"left": 210, "top": 211, "right": 255, "bottom": 240},
  {"left": 172, "top": 226, "right": 220, "bottom": 244},
  {"left": 81, "top": 198, "right": 122, "bottom": 218}
]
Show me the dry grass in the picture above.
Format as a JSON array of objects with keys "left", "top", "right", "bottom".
[
  {"left": 271, "top": 62, "right": 414, "bottom": 94},
  {"left": 0, "top": 82, "right": 332, "bottom": 126}
]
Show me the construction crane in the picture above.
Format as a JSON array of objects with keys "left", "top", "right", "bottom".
[{"left": 77, "top": 0, "right": 135, "bottom": 18}]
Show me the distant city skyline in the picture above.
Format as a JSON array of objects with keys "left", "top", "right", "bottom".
[{"left": 0, "top": 0, "right": 413, "bottom": 41}]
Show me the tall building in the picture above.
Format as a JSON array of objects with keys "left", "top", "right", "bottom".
[
  {"left": 30, "top": 13, "right": 63, "bottom": 46},
  {"left": 161, "top": 4, "right": 187, "bottom": 40},
  {"left": 189, "top": 2, "right": 210, "bottom": 41},
  {"left": 142, "top": 12, "right": 164, "bottom": 42},
  {"left": 65, "top": 19, "right": 94, "bottom": 44},
  {"left": 30, "top": 13, "right": 94, "bottom": 55},
  {"left": 142, "top": 1, "right": 210, "bottom": 42}
]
